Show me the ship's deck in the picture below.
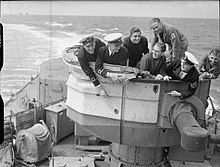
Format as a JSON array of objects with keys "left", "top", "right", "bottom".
[
  {"left": 6, "top": 58, "right": 220, "bottom": 167},
  {"left": 13, "top": 133, "right": 220, "bottom": 167}
]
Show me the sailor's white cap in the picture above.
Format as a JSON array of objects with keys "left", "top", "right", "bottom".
[
  {"left": 184, "top": 51, "right": 199, "bottom": 65},
  {"left": 104, "top": 33, "right": 123, "bottom": 45}
]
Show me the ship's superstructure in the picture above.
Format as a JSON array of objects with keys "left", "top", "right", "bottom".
[{"left": 64, "top": 48, "right": 220, "bottom": 167}]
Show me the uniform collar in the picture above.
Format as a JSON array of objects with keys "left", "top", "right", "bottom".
[{"left": 108, "top": 47, "right": 113, "bottom": 56}]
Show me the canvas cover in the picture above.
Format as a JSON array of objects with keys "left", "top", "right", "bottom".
[
  {"left": 0, "top": 142, "right": 13, "bottom": 167},
  {"left": 15, "top": 122, "right": 51, "bottom": 163}
]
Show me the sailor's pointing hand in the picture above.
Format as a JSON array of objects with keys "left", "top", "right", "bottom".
[
  {"left": 155, "top": 74, "right": 163, "bottom": 80},
  {"left": 168, "top": 90, "right": 181, "bottom": 97},
  {"left": 163, "top": 75, "right": 172, "bottom": 81},
  {"left": 96, "top": 85, "right": 107, "bottom": 98},
  {"left": 107, "top": 72, "right": 119, "bottom": 81}
]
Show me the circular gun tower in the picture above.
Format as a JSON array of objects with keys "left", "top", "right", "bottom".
[{"left": 63, "top": 50, "right": 220, "bottom": 167}]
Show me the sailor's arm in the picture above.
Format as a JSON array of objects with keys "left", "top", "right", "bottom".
[
  {"left": 159, "top": 56, "right": 168, "bottom": 77},
  {"left": 78, "top": 57, "right": 100, "bottom": 86},
  {"left": 201, "top": 71, "right": 220, "bottom": 79},
  {"left": 169, "top": 79, "right": 198, "bottom": 99},
  {"left": 95, "top": 50, "right": 109, "bottom": 78},
  {"left": 118, "top": 47, "right": 130, "bottom": 66},
  {"left": 143, "top": 36, "right": 149, "bottom": 54},
  {"left": 150, "top": 33, "right": 158, "bottom": 51},
  {"left": 210, "top": 69, "right": 220, "bottom": 79},
  {"left": 181, "top": 80, "right": 198, "bottom": 99},
  {"left": 170, "top": 30, "right": 181, "bottom": 59},
  {"left": 140, "top": 53, "right": 151, "bottom": 71},
  {"left": 197, "top": 55, "right": 207, "bottom": 74}
]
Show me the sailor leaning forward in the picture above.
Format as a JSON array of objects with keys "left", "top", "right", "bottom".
[
  {"left": 150, "top": 17, "right": 189, "bottom": 60},
  {"left": 167, "top": 51, "right": 199, "bottom": 99},
  {"left": 95, "top": 33, "right": 129, "bottom": 81}
]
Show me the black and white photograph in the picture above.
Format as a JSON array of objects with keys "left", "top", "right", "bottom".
[{"left": 0, "top": 1, "right": 220, "bottom": 166}]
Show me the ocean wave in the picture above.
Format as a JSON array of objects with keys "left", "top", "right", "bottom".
[
  {"left": 101, "top": 33, "right": 108, "bottom": 37},
  {"left": 57, "top": 31, "right": 79, "bottom": 38},
  {"left": 1, "top": 72, "right": 35, "bottom": 78},
  {"left": 90, "top": 28, "right": 107, "bottom": 32},
  {"left": 1, "top": 76, "right": 31, "bottom": 82},
  {"left": 1, "top": 74, "right": 37, "bottom": 81},
  {"left": 45, "top": 21, "right": 72, "bottom": 27},
  {"left": 4, "top": 23, "right": 52, "bottom": 51},
  {"left": 1, "top": 87, "right": 21, "bottom": 92},
  {"left": 1, "top": 96, "right": 11, "bottom": 104},
  {"left": 4, "top": 23, "right": 54, "bottom": 41},
  {"left": 110, "top": 27, "right": 119, "bottom": 32},
  {"left": 2, "top": 63, "right": 39, "bottom": 70},
  {"left": 1, "top": 68, "right": 36, "bottom": 72},
  {"left": 1, "top": 88, "right": 24, "bottom": 104},
  {"left": 4, "top": 23, "right": 39, "bottom": 31},
  {"left": 34, "top": 58, "right": 51, "bottom": 66}
]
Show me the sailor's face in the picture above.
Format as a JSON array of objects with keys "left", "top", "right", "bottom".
[
  {"left": 84, "top": 41, "right": 96, "bottom": 54},
  {"left": 152, "top": 45, "right": 163, "bottom": 59},
  {"left": 181, "top": 59, "right": 192, "bottom": 72},
  {"left": 109, "top": 43, "right": 121, "bottom": 53},
  {"left": 151, "top": 22, "right": 163, "bottom": 34},
  {"left": 130, "top": 32, "right": 141, "bottom": 44},
  {"left": 209, "top": 53, "right": 219, "bottom": 66}
]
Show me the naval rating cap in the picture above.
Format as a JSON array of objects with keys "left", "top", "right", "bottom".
[
  {"left": 184, "top": 51, "right": 199, "bottom": 65},
  {"left": 104, "top": 33, "right": 123, "bottom": 45},
  {"left": 79, "top": 34, "right": 95, "bottom": 45}
]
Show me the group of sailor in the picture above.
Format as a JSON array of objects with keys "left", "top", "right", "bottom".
[{"left": 76, "top": 17, "right": 220, "bottom": 99}]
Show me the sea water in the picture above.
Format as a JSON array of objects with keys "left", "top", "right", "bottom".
[{"left": 0, "top": 15, "right": 219, "bottom": 114}]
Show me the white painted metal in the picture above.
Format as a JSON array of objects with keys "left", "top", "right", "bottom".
[
  {"left": 66, "top": 73, "right": 160, "bottom": 123},
  {"left": 66, "top": 74, "right": 122, "bottom": 120},
  {"left": 123, "top": 82, "right": 160, "bottom": 123}
]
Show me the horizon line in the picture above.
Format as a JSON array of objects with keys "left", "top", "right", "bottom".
[{"left": 1, "top": 13, "right": 219, "bottom": 20}]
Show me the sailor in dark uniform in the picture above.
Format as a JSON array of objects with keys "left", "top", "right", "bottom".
[
  {"left": 77, "top": 34, "right": 105, "bottom": 87},
  {"left": 95, "top": 33, "right": 129, "bottom": 81},
  {"left": 77, "top": 34, "right": 107, "bottom": 96},
  {"left": 123, "top": 27, "right": 149, "bottom": 68},
  {"left": 150, "top": 18, "right": 189, "bottom": 60},
  {"left": 167, "top": 51, "right": 200, "bottom": 99}
]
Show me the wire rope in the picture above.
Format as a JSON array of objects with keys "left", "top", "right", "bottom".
[{"left": 7, "top": 1, "right": 28, "bottom": 97}]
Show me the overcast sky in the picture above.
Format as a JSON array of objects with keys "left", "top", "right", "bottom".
[{"left": 1, "top": 1, "right": 219, "bottom": 19}]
